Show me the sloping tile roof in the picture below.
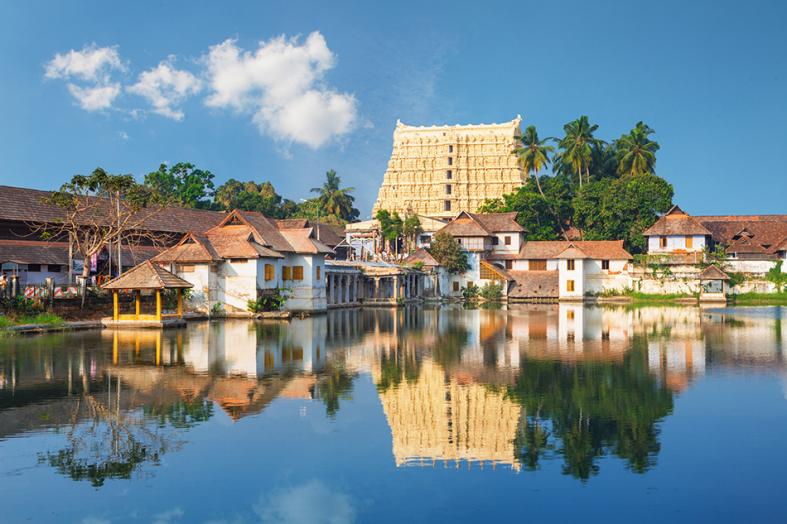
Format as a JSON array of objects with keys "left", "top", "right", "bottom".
[
  {"left": 279, "top": 228, "right": 333, "bottom": 254},
  {"left": 556, "top": 245, "right": 589, "bottom": 259},
  {"left": 507, "top": 270, "right": 559, "bottom": 298},
  {"left": 152, "top": 232, "right": 222, "bottom": 263},
  {"left": 518, "top": 240, "right": 631, "bottom": 260},
  {"left": 102, "top": 260, "right": 193, "bottom": 289},
  {"left": 205, "top": 224, "right": 273, "bottom": 259},
  {"left": 643, "top": 205, "right": 712, "bottom": 236},
  {"left": 276, "top": 218, "right": 309, "bottom": 229},
  {"left": 699, "top": 265, "right": 730, "bottom": 280},
  {"left": 697, "top": 217, "right": 787, "bottom": 255},
  {"left": 0, "top": 185, "right": 226, "bottom": 234},
  {"left": 233, "top": 211, "right": 294, "bottom": 252},
  {"left": 404, "top": 248, "right": 439, "bottom": 267},
  {"left": 440, "top": 211, "right": 523, "bottom": 237},
  {"left": 0, "top": 240, "right": 161, "bottom": 266}
]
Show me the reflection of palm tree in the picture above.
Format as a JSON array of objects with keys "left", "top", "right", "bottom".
[
  {"left": 317, "top": 363, "right": 357, "bottom": 418},
  {"left": 514, "top": 408, "right": 552, "bottom": 471}
]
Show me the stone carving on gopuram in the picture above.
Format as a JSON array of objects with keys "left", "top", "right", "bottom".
[{"left": 372, "top": 116, "right": 527, "bottom": 220}]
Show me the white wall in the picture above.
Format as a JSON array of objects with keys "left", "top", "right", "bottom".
[
  {"left": 647, "top": 235, "right": 706, "bottom": 253},
  {"left": 511, "top": 259, "right": 559, "bottom": 271},
  {"left": 281, "top": 254, "right": 327, "bottom": 312},
  {"left": 490, "top": 232, "right": 522, "bottom": 255},
  {"left": 218, "top": 258, "right": 258, "bottom": 312},
  {"left": 174, "top": 263, "right": 212, "bottom": 312},
  {"left": 558, "top": 259, "right": 585, "bottom": 300}
]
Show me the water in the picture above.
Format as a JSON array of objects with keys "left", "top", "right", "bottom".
[{"left": 1, "top": 305, "right": 785, "bottom": 523}]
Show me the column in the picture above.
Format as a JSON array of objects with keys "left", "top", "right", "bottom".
[
  {"left": 113, "top": 290, "right": 119, "bottom": 321},
  {"left": 135, "top": 291, "right": 141, "bottom": 319},
  {"left": 155, "top": 290, "right": 162, "bottom": 320},
  {"left": 326, "top": 274, "right": 332, "bottom": 305},
  {"left": 394, "top": 276, "right": 400, "bottom": 301},
  {"left": 343, "top": 275, "right": 350, "bottom": 304}
]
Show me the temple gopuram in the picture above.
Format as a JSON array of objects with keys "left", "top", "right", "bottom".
[{"left": 372, "top": 116, "right": 527, "bottom": 219}]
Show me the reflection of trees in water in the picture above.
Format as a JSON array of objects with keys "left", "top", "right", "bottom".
[
  {"left": 506, "top": 337, "right": 673, "bottom": 480},
  {"left": 317, "top": 362, "right": 357, "bottom": 418},
  {"left": 39, "top": 391, "right": 184, "bottom": 487},
  {"left": 144, "top": 398, "right": 214, "bottom": 429}
]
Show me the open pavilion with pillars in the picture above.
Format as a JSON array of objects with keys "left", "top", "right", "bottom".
[
  {"left": 101, "top": 260, "right": 193, "bottom": 327},
  {"left": 325, "top": 261, "right": 426, "bottom": 308}
]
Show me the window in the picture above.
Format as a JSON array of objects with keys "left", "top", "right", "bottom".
[
  {"left": 230, "top": 258, "right": 246, "bottom": 263},
  {"left": 448, "top": 145, "right": 453, "bottom": 153},
  {"left": 446, "top": 170, "right": 452, "bottom": 179},
  {"left": 316, "top": 266, "right": 321, "bottom": 280},
  {"left": 567, "top": 280, "right": 575, "bottom": 292},
  {"left": 178, "top": 264, "right": 195, "bottom": 273},
  {"left": 453, "top": 281, "right": 460, "bottom": 292},
  {"left": 445, "top": 184, "right": 452, "bottom": 195},
  {"left": 293, "top": 266, "right": 304, "bottom": 281},
  {"left": 567, "top": 309, "right": 575, "bottom": 320},
  {"left": 48, "top": 264, "right": 62, "bottom": 272},
  {"left": 447, "top": 157, "right": 453, "bottom": 166},
  {"left": 265, "top": 264, "right": 275, "bottom": 281},
  {"left": 602, "top": 260, "right": 610, "bottom": 270},
  {"left": 567, "top": 259, "right": 575, "bottom": 270},
  {"left": 491, "top": 237, "right": 499, "bottom": 245},
  {"left": 504, "top": 235, "right": 511, "bottom": 246},
  {"left": 444, "top": 200, "right": 452, "bottom": 212},
  {"left": 505, "top": 260, "right": 513, "bottom": 270},
  {"left": 529, "top": 259, "right": 547, "bottom": 271},
  {"left": 685, "top": 236, "right": 693, "bottom": 249},
  {"left": 282, "top": 266, "right": 292, "bottom": 281},
  {"left": 660, "top": 237, "right": 667, "bottom": 248},
  {"left": 27, "top": 264, "right": 41, "bottom": 272}
]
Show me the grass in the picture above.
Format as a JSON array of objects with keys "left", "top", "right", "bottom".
[
  {"left": 0, "top": 312, "right": 66, "bottom": 328},
  {"left": 728, "top": 292, "right": 787, "bottom": 305},
  {"left": 596, "top": 289, "right": 698, "bottom": 304}
]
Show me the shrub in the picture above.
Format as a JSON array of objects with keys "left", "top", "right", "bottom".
[
  {"left": 209, "top": 302, "right": 224, "bottom": 317},
  {"left": 248, "top": 288, "right": 289, "bottom": 313},
  {"left": 479, "top": 282, "right": 503, "bottom": 301},
  {"left": 462, "top": 284, "right": 479, "bottom": 301}
]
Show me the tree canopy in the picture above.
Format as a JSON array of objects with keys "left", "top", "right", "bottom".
[
  {"left": 310, "top": 169, "right": 360, "bottom": 223},
  {"left": 213, "top": 179, "right": 297, "bottom": 218},
  {"left": 428, "top": 231, "right": 469, "bottom": 273},
  {"left": 143, "top": 162, "right": 215, "bottom": 209}
]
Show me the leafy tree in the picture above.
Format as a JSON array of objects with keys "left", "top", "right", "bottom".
[
  {"left": 310, "top": 169, "right": 359, "bottom": 223},
  {"left": 214, "top": 179, "right": 296, "bottom": 218},
  {"left": 375, "top": 209, "right": 403, "bottom": 254},
  {"left": 143, "top": 162, "right": 215, "bottom": 208},
  {"left": 402, "top": 213, "right": 423, "bottom": 254},
  {"left": 554, "top": 116, "right": 603, "bottom": 187},
  {"left": 766, "top": 261, "right": 787, "bottom": 293},
  {"left": 614, "top": 122, "right": 660, "bottom": 177},
  {"left": 428, "top": 231, "right": 468, "bottom": 273}
]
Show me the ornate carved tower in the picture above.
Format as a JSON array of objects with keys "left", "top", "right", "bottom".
[{"left": 372, "top": 116, "right": 526, "bottom": 219}]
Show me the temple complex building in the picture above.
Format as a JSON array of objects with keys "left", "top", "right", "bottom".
[{"left": 372, "top": 117, "right": 527, "bottom": 220}]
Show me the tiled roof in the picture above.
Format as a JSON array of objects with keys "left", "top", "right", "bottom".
[
  {"left": 697, "top": 218, "right": 787, "bottom": 255},
  {"left": 518, "top": 240, "right": 631, "bottom": 260},
  {"left": 556, "top": 245, "right": 589, "bottom": 259},
  {"left": 0, "top": 185, "right": 226, "bottom": 234},
  {"left": 0, "top": 239, "right": 160, "bottom": 266},
  {"left": 152, "top": 232, "right": 222, "bottom": 263},
  {"left": 507, "top": 270, "right": 559, "bottom": 298},
  {"left": 102, "top": 260, "right": 193, "bottom": 289},
  {"left": 440, "top": 211, "right": 523, "bottom": 237},
  {"left": 404, "top": 248, "right": 439, "bottom": 267},
  {"left": 279, "top": 228, "right": 333, "bottom": 254},
  {"left": 699, "top": 265, "right": 730, "bottom": 280},
  {"left": 643, "top": 205, "right": 712, "bottom": 236},
  {"left": 233, "top": 211, "right": 295, "bottom": 252}
]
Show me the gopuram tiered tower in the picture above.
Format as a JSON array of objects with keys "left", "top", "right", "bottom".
[{"left": 372, "top": 116, "right": 527, "bottom": 220}]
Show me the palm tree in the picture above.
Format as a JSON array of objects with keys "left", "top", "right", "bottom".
[
  {"left": 515, "top": 125, "right": 554, "bottom": 197},
  {"left": 614, "top": 121, "right": 660, "bottom": 177},
  {"left": 555, "top": 116, "right": 603, "bottom": 187},
  {"left": 310, "top": 170, "right": 358, "bottom": 223}
]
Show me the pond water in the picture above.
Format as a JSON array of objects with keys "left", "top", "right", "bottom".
[{"left": 1, "top": 305, "right": 786, "bottom": 523}]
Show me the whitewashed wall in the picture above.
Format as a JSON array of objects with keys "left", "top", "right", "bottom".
[
  {"left": 558, "top": 259, "right": 585, "bottom": 299},
  {"left": 647, "top": 235, "right": 706, "bottom": 253}
]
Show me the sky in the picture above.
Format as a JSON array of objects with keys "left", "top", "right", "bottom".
[{"left": 1, "top": 0, "right": 785, "bottom": 218}]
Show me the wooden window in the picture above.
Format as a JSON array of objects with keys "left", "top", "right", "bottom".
[
  {"left": 685, "top": 236, "right": 693, "bottom": 249},
  {"left": 27, "top": 264, "right": 41, "bottom": 272},
  {"left": 264, "top": 263, "right": 275, "bottom": 281},
  {"left": 660, "top": 237, "right": 667, "bottom": 248},
  {"left": 529, "top": 259, "right": 547, "bottom": 271},
  {"left": 293, "top": 266, "right": 304, "bottom": 281},
  {"left": 602, "top": 260, "right": 610, "bottom": 270},
  {"left": 48, "top": 264, "right": 62, "bottom": 272},
  {"left": 445, "top": 184, "right": 452, "bottom": 195},
  {"left": 178, "top": 264, "right": 195, "bottom": 273},
  {"left": 567, "top": 309, "right": 575, "bottom": 320},
  {"left": 446, "top": 170, "right": 452, "bottom": 179},
  {"left": 444, "top": 200, "right": 451, "bottom": 211},
  {"left": 505, "top": 260, "right": 513, "bottom": 270},
  {"left": 504, "top": 235, "right": 511, "bottom": 245},
  {"left": 282, "top": 266, "right": 292, "bottom": 281},
  {"left": 567, "top": 280, "right": 575, "bottom": 292},
  {"left": 453, "top": 281, "right": 460, "bottom": 292},
  {"left": 567, "top": 259, "right": 575, "bottom": 270},
  {"left": 316, "top": 266, "right": 321, "bottom": 280}
]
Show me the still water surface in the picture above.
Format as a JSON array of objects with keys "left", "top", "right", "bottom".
[{"left": 1, "top": 305, "right": 786, "bottom": 523}]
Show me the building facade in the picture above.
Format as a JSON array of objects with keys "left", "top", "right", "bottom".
[{"left": 372, "top": 117, "right": 527, "bottom": 220}]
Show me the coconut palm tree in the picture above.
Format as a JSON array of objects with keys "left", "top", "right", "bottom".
[
  {"left": 515, "top": 125, "right": 554, "bottom": 197},
  {"left": 310, "top": 170, "right": 359, "bottom": 223},
  {"left": 614, "top": 121, "right": 660, "bottom": 177},
  {"left": 555, "top": 116, "right": 603, "bottom": 187}
]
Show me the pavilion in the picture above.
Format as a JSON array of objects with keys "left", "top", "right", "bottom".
[{"left": 101, "top": 260, "right": 193, "bottom": 327}]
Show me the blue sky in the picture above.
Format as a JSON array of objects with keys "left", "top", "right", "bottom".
[{"left": 1, "top": 0, "right": 785, "bottom": 218}]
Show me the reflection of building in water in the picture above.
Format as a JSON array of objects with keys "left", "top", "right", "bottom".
[{"left": 375, "top": 359, "right": 522, "bottom": 471}]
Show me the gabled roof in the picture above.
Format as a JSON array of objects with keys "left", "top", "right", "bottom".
[
  {"left": 404, "top": 248, "right": 439, "bottom": 267},
  {"left": 699, "top": 265, "right": 730, "bottom": 280},
  {"left": 697, "top": 216, "right": 787, "bottom": 255},
  {"left": 153, "top": 232, "right": 221, "bottom": 264},
  {"left": 556, "top": 244, "right": 589, "bottom": 259},
  {"left": 102, "top": 260, "right": 193, "bottom": 290},
  {"left": 279, "top": 228, "right": 333, "bottom": 254},
  {"left": 440, "top": 211, "right": 523, "bottom": 237},
  {"left": 518, "top": 240, "right": 631, "bottom": 260},
  {"left": 217, "top": 210, "right": 295, "bottom": 253},
  {"left": 643, "top": 205, "right": 712, "bottom": 236}
]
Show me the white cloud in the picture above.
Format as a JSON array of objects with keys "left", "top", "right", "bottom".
[
  {"left": 66, "top": 83, "right": 121, "bottom": 111},
  {"left": 127, "top": 58, "right": 202, "bottom": 120},
  {"left": 254, "top": 480, "right": 356, "bottom": 524},
  {"left": 203, "top": 32, "right": 357, "bottom": 148},
  {"left": 45, "top": 44, "right": 126, "bottom": 112}
]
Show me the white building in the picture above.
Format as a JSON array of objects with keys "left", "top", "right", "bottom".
[{"left": 153, "top": 210, "right": 332, "bottom": 313}]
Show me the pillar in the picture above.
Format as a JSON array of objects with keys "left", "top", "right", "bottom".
[
  {"left": 113, "top": 291, "right": 119, "bottom": 321},
  {"left": 177, "top": 288, "right": 183, "bottom": 318},
  {"left": 155, "top": 290, "right": 162, "bottom": 320},
  {"left": 394, "top": 276, "right": 400, "bottom": 301},
  {"left": 343, "top": 275, "right": 350, "bottom": 304},
  {"left": 374, "top": 277, "right": 380, "bottom": 301},
  {"left": 135, "top": 291, "right": 141, "bottom": 319}
]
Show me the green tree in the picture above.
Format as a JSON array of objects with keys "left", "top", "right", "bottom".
[
  {"left": 766, "top": 261, "right": 787, "bottom": 292},
  {"left": 614, "top": 122, "right": 660, "bottom": 177},
  {"left": 402, "top": 213, "right": 423, "bottom": 254},
  {"left": 214, "top": 179, "right": 296, "bottom": 218},
  {"left": 143, "top": 162, "right": 215, "bottom": 208},
  {"left": 555, "top": 116, "right": 603, "bottom": 188},
  {"left": 515, "top": 125, "right": 554, "bottom": 197},
  {"left": 310, "top": 170, "right": 359, "bottom": 223},
  {"left": 428, "top": 231, "right": 468, "bottom": 273},
  {"left": 375, "top": 209, "right": 403, "bottom": 255}
]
